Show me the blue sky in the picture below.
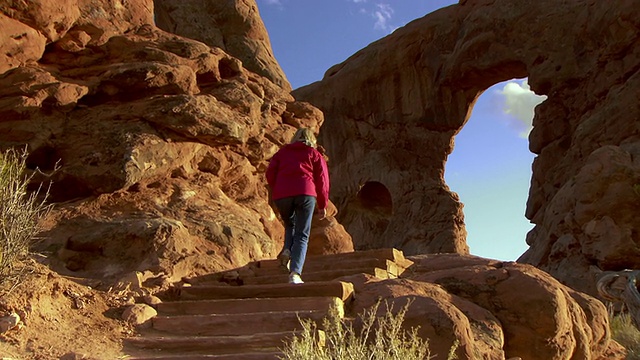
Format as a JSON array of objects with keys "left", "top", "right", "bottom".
[{"left": 256, "top": 0, "right": 546, "bottom": 261}]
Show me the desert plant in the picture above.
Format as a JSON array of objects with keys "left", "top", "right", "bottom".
[
  {"left": 611, "top": 311, "right": 640, "bottom": 360},
  {"left": 0, "top": 147, "right": 51, "bottom": 288},
  {"left": 280, "top": 299, "right": 458, "bottom": 360}
]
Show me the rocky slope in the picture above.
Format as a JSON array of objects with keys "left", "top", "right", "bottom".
[{"left": 0, "top": 0, "right": 351, "bottom": 286}]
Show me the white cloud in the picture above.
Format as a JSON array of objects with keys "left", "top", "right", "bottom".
[
  {"left": 373, "top": 3, "right": 394, "bottom": 32},
  {"left": 263, "top": 0, "right": 281, "bottom": 5},
  {"left": 498, "top": 80, "right": 547, "bottom": 138},
  {"left": 352, "top": 0, "right": 367, "bottom": 3}
]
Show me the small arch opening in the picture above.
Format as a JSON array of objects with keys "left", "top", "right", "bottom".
[
  {"left": 357, "top": 181, "right": 393, "bottom": 213},
  {"left": 340, "top": 181, "right": 393, "bottom": 250}
]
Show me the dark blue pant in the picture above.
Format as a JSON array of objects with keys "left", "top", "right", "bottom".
[{"left": 274, "top": 195, "right": 316, "bottom": 275}]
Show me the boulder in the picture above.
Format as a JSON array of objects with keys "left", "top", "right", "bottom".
[
  {"left": 122, "top": 304, "right": 157, "bottom": 326},
  {"left": 308, "top": 201, "right": 354, "bottom": 256},
  {"left": 343, "top": 253, "right": 625, "bottom": 360},
  {"left": 0, "top": 14, "right": 46, "bottom": 74},
  {"left": 0, "top": 313, "right": 21, "bottom": 333}
]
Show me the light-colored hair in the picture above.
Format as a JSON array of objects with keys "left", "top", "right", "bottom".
[{"left": 290, "top": 128, "right": 317, "bottom": 148}]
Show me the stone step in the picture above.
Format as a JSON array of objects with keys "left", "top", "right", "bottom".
[
  {"left": 124, "top": 332, "right": 294, "bottom": 354},
  {"left": 152, "top": 310, "right": 328, "bottom": 336},
  {"left": 251, "top": 258, "right": 401, "bottom": 277},
  {"left": 396, "top": 257, "right": 415, "bottom": 272},
  {"left": 242, "top": 267, "right": 390, "bottom": 285},
  {"left": 177, "top": 281, "right": 354, "bottom": 302},
  {"left": 126, "top": 352, "right": 282, "bottom": 360},
  {"left": 123, "top": 251, "right": 412, "bottom": 359},
  {"left": 157, "top": 296, "right": 343, "bottom": 316},
  {"left": 258, "top": 248, "right": 405, "bottom": 270}
]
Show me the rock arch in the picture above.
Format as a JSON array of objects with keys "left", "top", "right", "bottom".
[{"left": 294, "top": 0, "right": 640, "bottom": 296}]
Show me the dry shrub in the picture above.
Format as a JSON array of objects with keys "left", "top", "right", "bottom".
[
  {"left": 0, "top": 147, "right": 51, "bottom": 289},
  {"left": 280, "top": 299, "right": 458, "bottom": 360},
  {"left": 611, "top": 311, "right": 640, "bottom": 360}
]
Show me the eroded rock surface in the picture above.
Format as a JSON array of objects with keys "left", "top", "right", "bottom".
[
  {"left": 308, "top": 201, "right": 354, "bottom": 256},
  {"left": 0, "top": 1, "right": 332, "bottom": 283},
  {"left": 294, "top": 0, "right": 640, "bottom": 297},
  {"left": 154, "top": 0, "right": 291, "bottom": 91},
  {"left": 342, "top": 254, "right": 626, "bottom": 360}
]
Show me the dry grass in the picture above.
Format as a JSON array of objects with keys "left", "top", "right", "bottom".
[
  {"left": 0, "top": 147, "right": 51, "bottom": 290},
  {"left": 611, "top": 311, "right": 640, "bottom": 360},
  {"left": 280, "top": 299, "right": 458, "bottom": 360}
]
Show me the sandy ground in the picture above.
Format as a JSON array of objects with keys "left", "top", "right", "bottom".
[{"left": 0, "top": 257, "right": 136, "bottom": 360}]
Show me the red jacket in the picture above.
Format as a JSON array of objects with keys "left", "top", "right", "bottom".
[{"left": 266, "top": 142, "right": 330, "bottom": 209}]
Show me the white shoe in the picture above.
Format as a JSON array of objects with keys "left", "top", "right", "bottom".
[
  {"left": 289, "top": 272, "right": 304, "bottom": 284},
  {"left": 278, "top": 249, "right": 291, "bottom": 269}
]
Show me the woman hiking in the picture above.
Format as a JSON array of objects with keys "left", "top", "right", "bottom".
[{"left": 266, "top": 128, "right": 330, "bottom": 284}]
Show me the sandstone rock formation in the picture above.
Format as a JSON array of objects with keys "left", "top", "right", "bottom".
[
  {"left": 324, "top": 254, "right": 625, "bottom": 360},
  {"left": 0, "top": 0, "right": 352, "bottom": 285},
  {"left": 0, "top": 0, "right": 634, "bottom": 358},
  {"left": 344, "top": 253, "right": 626, "bottom": 359},
  {"left": 294, "top": 0, "right": 640, "bottom": 297},
  {"left": 0, "top": 0, "right": 154, "bottom": 48},
  {"left": 154, "top": 0, "right": 291, "bottom": 91},
  {"left": 308, "top": 201, "right": 355, "bottom": 256}
]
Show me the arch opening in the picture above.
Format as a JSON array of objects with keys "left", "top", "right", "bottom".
[
  {"left": 358, "top": 181, "right": 393, "bottom": 212},
  {"left": 445, "top": 78, "right": 546, "bottom": 261},
  {"left": 340, "top": 181, "right": 393, "bottom": 250}
]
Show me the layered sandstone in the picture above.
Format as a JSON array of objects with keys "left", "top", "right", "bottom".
[{"left": 294, "top": 0, "right": 640, "bottom": 297}]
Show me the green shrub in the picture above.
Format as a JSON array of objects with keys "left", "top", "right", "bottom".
[
  {"left": 611, "top": 311, "right": 640, "bottom": 360},
  {"left": 0, "top": 147, "right": 51, "bottom": 288},
  {"left": 280, "top": 299, "right": 457, "bottom": 360}
]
